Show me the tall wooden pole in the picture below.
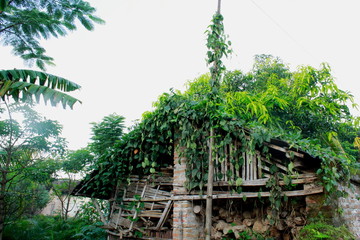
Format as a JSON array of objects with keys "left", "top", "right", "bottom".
[
  {"left": 205, "top": 128, "right": 215, "bottom": 240},
  {"left": 205, "top": 1, "right": 222, "bottom": 239}
]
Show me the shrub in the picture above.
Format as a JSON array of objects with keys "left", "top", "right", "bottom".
[
  {"left": 3, "top": 215, "right": 106, "bottom": 240},
  {"left": 299, "top": 222, "right": 355, "bottom": 240}
]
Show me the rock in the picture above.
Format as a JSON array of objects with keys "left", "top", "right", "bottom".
[
  {"left": 275, "top": 219, "right": 285, "bottom": 231},
  {"left": 213, "top": 231, "right": 222, "bottom": 240},
  {"left": 243, "top": 218, "right": 254, "bottom": 227},
  {"left": 231, "top": 225, "right": 248, "bottom": 239},
  {"left": 242, "top": 211, "right": 252, "bottom": 219},
  {"left": 270, "top": 226, "right": 281, "bottom": 238},
  {"left": 280, "top": 211, "right": 288, "bottom": 218},
  {"left": 223, "top": 224, "right": 247, "bottom": 237},
  {"left": 252, "top": 219, "right": 269, "bottom": 234},
  {"left": 299, "top": 207, "right": 306, "bottom": 216},
  {"left": 285, "top": 216, "right": 295, "bottom": 227},
  {"left": 232, "top": 215, "right": 242, "bottom": 225},
  {"left": 226, "top": 216, "right": 234, "bottom": 223},
  {"left": 294, "top": 216, "right": 305, "bottom": 226},
  {"left": 283, "top": 233, "right": 291, "bottom": 240},
  {"left": 266, "top": 206, "right": 272, "bottom": 215},
  {"left": 212, "top": 216, "right": 220, "bottom": 222},
  {"left": 219, "top": 208, "right": 228, "bottom": 219},
  {"left": 211, "top": 226, "right": 217, "bottom": 236},
  {"left": 291, "top": 226, "right": 302, "bottom": 239},
  {"left": 215, "top": 220, "right": 229, "bottom": 231},
  {"left": 263, "top": 217, "right": 270, "bottom": 226}
]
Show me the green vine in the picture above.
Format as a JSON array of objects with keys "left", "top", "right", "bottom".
[{"left": 81, "top": 55, "right": 358, "bottom": 225}]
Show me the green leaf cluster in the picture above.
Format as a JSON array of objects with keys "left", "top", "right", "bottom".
[{"left": 0, "top": 69, "right": 81, "bottom": 109}]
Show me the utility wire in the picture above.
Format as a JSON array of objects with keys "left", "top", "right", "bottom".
[{"left": 249, "top": 0, "right": 317, "bottom": 61}]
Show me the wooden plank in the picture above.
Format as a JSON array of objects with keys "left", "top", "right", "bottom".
[
  {"left": 124, "top": 184, "right": 323, "bottom": 202},
  {"left": 92, "top": 198, "right": 107, "bottom": 224},
  {"left": 224, "top": 149, "right": 228, "bottom": 182},
  {"left": 242, "top": 152, "right": 246, "bottom": 179},
  {"left": 262, "top": 157, "right": 288, "bottom": 172},
  {"left": 265, "top": 143, "right": 304, "bottom": 158},
  {"left": 156, "top": 199, "right": 173, "bottom": 230},
  {"left": 257, "top": 154, "right": 262, "bottom": 179},
  {"left": 129, "top": 182, "right": 148, "bottom": 231},
  {"left": 115, "top": 188, "right": 127, "bottom": 229},
  {"left": 213, "top": 176, "right": 317, "bottom": 187},
  {"left": 229, "top": 144, "right": 235, "bottom": 182}
]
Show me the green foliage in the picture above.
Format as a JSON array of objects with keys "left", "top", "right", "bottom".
[
  {"left": 3, "top": 215, "right": 106, "bottom": 240},
  {"left": 0, "top": 69, "right": 81, "bottom": 109},
  {"left": 89, "top": 114, "right": 125, "bottom": 159},
  {"left": 76, "top": 200, "right": 108, "bottom": 224},
  {"left": 62, "top": 148, "right": 94, "bottom": 173},
  {"left": 0, "top": 0, "right": 104, "bottom": 70},
  {"left": 299, "top": 222, "right": 355, "bottom": 240},
  {"left": 0, "top": 103, "right": 66, "bottom": 227},
  {"left": 4, "top": 177, "right": 50, "bottom": 220},
  {"left": 205, "top": 12, "right": 232, "bottom": 97},
  {"left": 82, "top": 55, "right": 359, "bottom": 217}
]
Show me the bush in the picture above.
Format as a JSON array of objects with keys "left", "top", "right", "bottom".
[
  {"left": 3, "top": 215, "right": 106, "bottom": 240},
  {"left": 299, "top": 222, "right": 355, "bottom": 240}
]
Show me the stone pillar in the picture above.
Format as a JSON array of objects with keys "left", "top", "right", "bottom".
[{"left": 173, "top": 147, "right": 204, "bottom": 240}]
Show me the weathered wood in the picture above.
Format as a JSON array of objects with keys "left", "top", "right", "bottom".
[
  {"left": 124, "top": 184, "right": 323, "bottom": 202},
  {"left": 257, "top": 154, "right": 262, "bottom": 179},
  {"left": 115, "top": 188, "right": 127, "bottom": 229},
  {"left": 246, "top": 153, "right": 250, "bottom": 180},
  {"left": 129, "top": 182, "right": 148, "bottom": 231},
  {"left": 262, "top": 157, "right": 288, "bottom": 173},
  {"left": 91, "top": 198, "right": 106, "bottom": 224},
  {"left": 265, "top": 143, "right": 304, "bottom": 158},
  {"left": 212, "top": 173, "right": 317, "bottom": 187},
  {"left": 242, "top": 152, "right": 246, "bottom": 179},
  {"left": 156, "top": 199, "right": 173, "bottom": 230},
  {"left": 229, "top": 145, "right": 235, "bottom": 181},
  {"left": 205, "top": 128, "right": 215, "bottom": 240},
  {"left": 193, "top": 205, "right": 202, "bottom": 214}
]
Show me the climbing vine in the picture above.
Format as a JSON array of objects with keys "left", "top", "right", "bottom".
[{"left": 81, "top": 53, "right": 358, "bottom": 226}]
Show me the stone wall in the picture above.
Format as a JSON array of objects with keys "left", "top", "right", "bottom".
[
  {"left": 172, "top": 146, "right": 360, "bottom": 240},
  {"left": 338, "top": 182, "right": 360, "bottom": 239}
]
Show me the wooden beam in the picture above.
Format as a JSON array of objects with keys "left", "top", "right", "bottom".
[
  {"left": 265, "top": 143, "right": 304, "bottom": 158},
  {"left": 123, "top": 184, "right": 323, "bottom": 202},
  {"left": 156, "top": 199, "right": 173, "bottom": 230},
  {"left": 91, "top": 198, "right": 106, "bottom": 224}
]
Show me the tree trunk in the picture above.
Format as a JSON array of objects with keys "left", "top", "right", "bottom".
[{"left": 205, "top": 128, "right": 215, "bottom": 240}]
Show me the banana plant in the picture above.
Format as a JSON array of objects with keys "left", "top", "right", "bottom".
[{"left": 0, "top": 69, "right": 81, "bottom": 109}]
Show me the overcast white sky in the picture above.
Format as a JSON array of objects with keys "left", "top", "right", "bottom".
[{"left": 1, "top": 0, "right": 360, "bottom": 150}]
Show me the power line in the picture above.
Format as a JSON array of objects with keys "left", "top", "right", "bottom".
[{"left": 249, "top": 0, "right": 317, "bottom": 61}]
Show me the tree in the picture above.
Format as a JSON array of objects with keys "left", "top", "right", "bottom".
[
  {"left": 222, "top": 55, "right": 359, "bottom": 157},
  {"left": 89, "top": 113, "right": 125, "bottom": 162},
  {"left": 0, "top": 0, "right": 104, "bottom": 70},
  {"left": 0, "top": 102, "right": 66, "bottom": 240},
  {"left": 49, "top": 148, "right": 94, "bottom": 220}
]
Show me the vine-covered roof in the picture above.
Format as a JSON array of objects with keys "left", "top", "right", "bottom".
[{"left": 72, "top": 55, "right": 359, "bottom": 200}]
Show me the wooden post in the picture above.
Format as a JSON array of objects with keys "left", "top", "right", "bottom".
[
  {"left": 92, "top": 198, "right": 107, "bottom": 224},
  {"left": 205, "top": 128, "right": 215, "bottom": 240}
]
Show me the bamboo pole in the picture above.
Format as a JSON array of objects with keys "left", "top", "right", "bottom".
[
  {"left": 205, "top": 1, "right": 222, "bottom": 239},
  {"left": 205, "top": 128, "right": 215, "bottom": 240}
]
